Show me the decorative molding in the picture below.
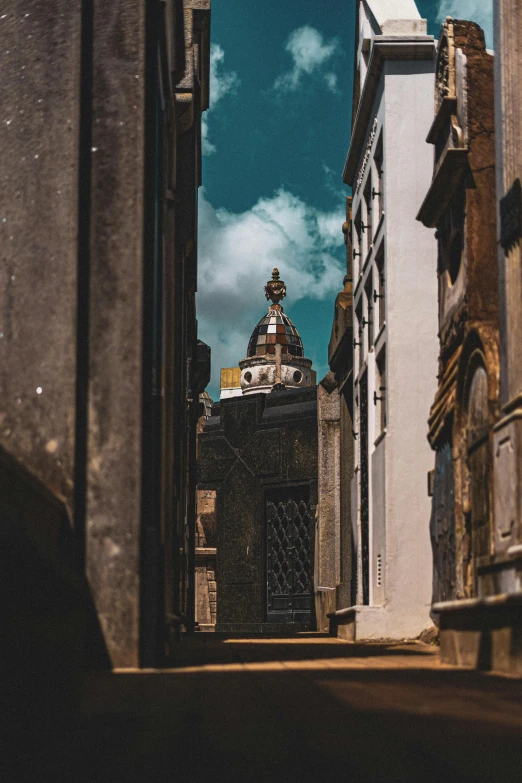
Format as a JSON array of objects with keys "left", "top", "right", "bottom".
[
  {"left": 436, "top": 18, "right": 456, "bottom": 109},
  {"left": 356, "top": 117, "right": 379, "bottom": 193}
]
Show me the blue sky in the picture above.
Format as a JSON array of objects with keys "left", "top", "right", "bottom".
[{"left": 198, "top": 0, "right": 493, "bottom": 399}]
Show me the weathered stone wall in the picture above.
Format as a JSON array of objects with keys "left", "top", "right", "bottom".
[
  {"left": 0, "top": 0, "right": 211, "bottom": 670},
  {"left": 198, "top": 387, "right": 318, "bottom": 633},
  {"left": 316, "top": 377, "right": 341, "bottom": 632},
  {"left": 420, "top": 20, "right": 499, "bottom": 606},
  {"left": 492, "top": 0, "right": 522, "bottom": 572},
  {"left": 0, "top": 1, "right": 81, "bottom": 517},
  {"left": 83, "top": 0, "right": 147, "bottom": 670}
]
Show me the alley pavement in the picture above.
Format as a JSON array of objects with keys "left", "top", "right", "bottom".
[{"left": 4, "top": 634, "right": 522, "bottom": 782}]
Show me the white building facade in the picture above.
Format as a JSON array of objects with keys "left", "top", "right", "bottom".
[{"left": 339, "top": 0, "right": 439, "bottom": 639}]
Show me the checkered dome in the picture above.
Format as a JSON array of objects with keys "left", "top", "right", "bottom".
[{"left": 247, "top": 306, "right": 304, "bottom": 358}]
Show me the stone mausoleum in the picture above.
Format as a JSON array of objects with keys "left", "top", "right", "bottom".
[
  {"left": 198, "top": 271, "right": 318, "bottom": 633},
  {"left": 417, "top": 18, "right": 499, "bottom": 662}
]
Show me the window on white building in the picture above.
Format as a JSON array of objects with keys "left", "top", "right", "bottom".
[
  {"left": 353, "top": 207, "right": 363, "bottom": 278},
  {"left": 355, "top": 299, "right": 363, "bottom": 370},
  {"left": 364, "top": 272, "right": 374, "bottom": 351},
  {"left": 373, "top": 133, "right": 383, "bottom": 221},
  {"left": 375, "top": 348, "right": 387, "bottom": 434},
  {"left": 363, "top": 178, "right": 373, "bottom": 247},
  {"left": 374, "top": 244, "right": 385, "bottom": 331}
]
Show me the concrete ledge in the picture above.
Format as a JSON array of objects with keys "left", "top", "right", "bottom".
[
  {"left": 328, "top": 607, "right": 358, "bottom": 618},
  {"left": 433, "top": 593, "right": 522, "bottom": 676},
  {"left": 328, "top": 606, "right": 357, "bottom": 641},
  {"left": 434, "top": 592, "right": 522, "bottom": 612},
  {"left": 328, "top": 605, "right": 387, "bottom": 642}
]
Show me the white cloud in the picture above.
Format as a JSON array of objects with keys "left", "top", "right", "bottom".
[
  {"left": 322, "top": 163, "right": 348, "bottom": 202},
  {"left": 201, "top": 116, "right": 215, "bottom": 155},
  {"left": 274, "top": 26, "right": 340, "bottom": 93},
  {"left": 324, "top": 72, "right": 338, "bottom": 92},
  {"left": 435, "top": 0, "right": 493, "bottom": 48},
  {"left": 209, "top": 45, "right": 240, "bottom": 106},
  {"left": 202, "top": 44, "right": 240, "bottom": 155},
  {"left": 197, "top": 188, "right": 345, "bottom": 394}
]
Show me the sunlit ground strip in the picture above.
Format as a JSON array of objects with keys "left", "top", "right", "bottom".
[{"left": 113, "top": 657, "right": 441, "bottom": 676}]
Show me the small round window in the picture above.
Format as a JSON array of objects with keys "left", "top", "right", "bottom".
[
  {"left": 293, "top": 370, "right": 302, "bottom": 384},
  {"left": 244, "top": 371, "right": 252, "bottom": 383}
]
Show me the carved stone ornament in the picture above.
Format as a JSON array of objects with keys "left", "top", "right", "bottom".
[
  {"left": 436, "top": 18, "right": 456, "bottom": 109},
  {"left": 356, "top": 117, "right": 379, "bottom": 193},
  {"left": 265, "top": 268, "right": 287, "bottom": 305}
]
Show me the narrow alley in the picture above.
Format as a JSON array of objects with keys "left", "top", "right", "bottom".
[
  {"left": 3, "top": 4, "right": 522, "bottom": 782},
  {"left": 8, "top": 635, "right": 522, "bottom": 783}
]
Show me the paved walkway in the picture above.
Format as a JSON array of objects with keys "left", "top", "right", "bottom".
[{"left": 5, "top": 635, "right": 522, "bottom": 782}]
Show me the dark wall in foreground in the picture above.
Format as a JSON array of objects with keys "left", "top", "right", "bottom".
[
  {"left": 0, "top": 447, "right": 110, "bottom": 682},
  {"left": 0, "top": 0, "right": 210, "bottom": 669}
]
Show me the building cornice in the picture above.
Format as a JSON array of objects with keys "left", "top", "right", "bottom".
[{"left": 343, "top": 36, "right": 436, "bottom": 186}]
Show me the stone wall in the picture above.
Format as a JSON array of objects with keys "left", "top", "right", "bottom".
[
  {"left": 198, "top": 387, "right": 318, "bottom": 634},
  {"left": 418, "top": 19, "right": 499, "bottom": 606},
  {"left": 0, "top": 0, "right": 211, "bottom": 670},
  {"left": 316, "top": 376, "right": 341, "bottom": 632}
]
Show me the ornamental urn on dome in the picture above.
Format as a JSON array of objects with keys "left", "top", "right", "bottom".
[{"left": 239, "top": 268, "right": 313, "bottom": 395}]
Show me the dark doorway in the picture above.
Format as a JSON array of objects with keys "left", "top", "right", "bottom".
[{"left": 266, "top": 487, "right": 313, "bottom": 623}]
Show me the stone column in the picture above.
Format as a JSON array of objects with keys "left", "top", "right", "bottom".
[
  {"left": 85, "top": 0, "right": 147, "bottom": 669},
  {"left": 315, "top": 376, "right": 341, "bottom": 631},
  {"left": 493, "top": 0, "right": 522, "bottom": 562}
]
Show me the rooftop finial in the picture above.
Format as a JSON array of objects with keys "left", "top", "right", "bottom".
[{"left": 264, "top": 268, "right": 287, "bottom": 307}]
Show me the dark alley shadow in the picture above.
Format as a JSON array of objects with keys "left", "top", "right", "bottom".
[
  {"left": 6, "top": 658, "right": 522, "bottom": 783},
  {"left": 4, "top": 636, "right": 522, "bottom": 783}
]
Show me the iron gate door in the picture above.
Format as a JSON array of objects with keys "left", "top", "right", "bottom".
[{"left": 266, "top": 489, "right": 313, "bottom": 623}]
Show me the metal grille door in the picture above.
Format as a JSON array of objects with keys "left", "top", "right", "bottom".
[{"left": 267, "top": 493, "right": 313, "bottom": 622}]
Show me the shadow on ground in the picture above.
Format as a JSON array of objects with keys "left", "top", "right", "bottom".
[{"left": 3, "top": 636, "right": 522, "bottom": 783}]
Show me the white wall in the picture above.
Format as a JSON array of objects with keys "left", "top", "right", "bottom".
[
  {"left": 349, "top": 54, "right": 437, "bottom": 638},
  {"left": 382, "top": 60, "right": 438, "bottom": 637}
]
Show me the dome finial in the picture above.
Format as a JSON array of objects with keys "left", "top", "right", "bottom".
[{"left": 264, "top": 268, "right": 287, "bottom": 306}]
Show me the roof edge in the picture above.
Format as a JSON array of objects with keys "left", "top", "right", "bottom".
[{"left": 343, "top": 36, "right": 435, "bottom": 186}]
